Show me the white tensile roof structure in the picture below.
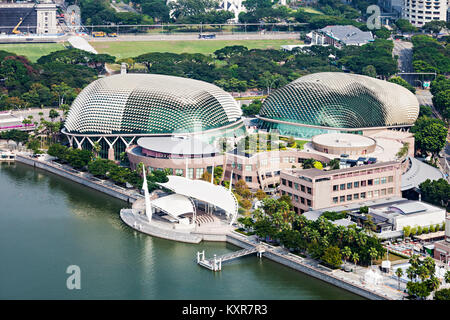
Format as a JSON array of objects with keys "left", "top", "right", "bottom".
[
  {"left": 157, "top": 175, "right": 238, "bottom": 225},
  {"left": 151, "top": 194, "right": 194, "bottom": 219}
]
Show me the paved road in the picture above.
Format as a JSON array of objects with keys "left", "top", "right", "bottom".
[
  {"left": 393, "top": 40, "right": 413, "bottom": 73},
  {"left": 415, "top": 90, "right": 450, "bottom": 179},
  {"left": 87, "top": 32, "right": 301, "bottom": 42}
]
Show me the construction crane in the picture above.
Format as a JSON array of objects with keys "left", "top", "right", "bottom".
[{"left": 11, "top": 1, "right": 39, "bottom": 35}]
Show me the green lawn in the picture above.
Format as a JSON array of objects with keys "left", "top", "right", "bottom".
[
  {"left": 0, "top": 38, "right": 304, "bottom": 62},
  {"left": 0, "top": 43, "right": 67, "bottom": 62},
  {"left": 91, "top": 39, "right": 304, "bottom": 59},
  {"left": 303, "top": 7, "right": 324, "bottom": 15}
]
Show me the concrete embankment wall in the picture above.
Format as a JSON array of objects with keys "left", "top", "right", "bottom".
[
  {"left": 15, "top": 155, "right": 140, "bottom": 204},
  {"left": 226, "top": 234, "right": 388, "bottom": 300}
]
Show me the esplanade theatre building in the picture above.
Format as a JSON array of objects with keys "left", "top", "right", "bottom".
[{"left": 63, "top": 73, "right": 245, "bottom": 161}]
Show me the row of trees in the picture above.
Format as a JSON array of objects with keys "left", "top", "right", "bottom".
[
  {"left": 0, "top": 48, "right": 115, "bottom": 111},
  {"left": 129, "top": 42, "right": 397, "bottom": 94},
  {"left": 402, "top": 255, "right": 450, "bottom": 300},
  {"left": 47, "top": 143, "right": 168, "bottom": 189},
  {"left": 402, "top": 222, "right": 446, "bottom": 238},
  {"left": 430, "top": 75, "right": 450, "bottom": 121},
  {"left": 418, "top": 178, "right": 450, "bottom": 210},
  {"left": 412, "top": 35, "right": 450, "bottom": 75},
  {"left": 240, "top": 197, "right": 385, "bottom": 268}
]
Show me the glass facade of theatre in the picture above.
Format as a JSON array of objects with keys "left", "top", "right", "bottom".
[
  {"left": 259, "top": 73, "right": 419, "bottom": 139},
  {"left": 258, "top": 120, "right": 363, "bottom": 139}
]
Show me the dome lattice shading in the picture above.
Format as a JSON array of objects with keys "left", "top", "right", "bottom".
[
  {"left": 259, "top": 72, "right": 419, "bottom": 129},
  {"left": 64, "top": 74, "right": 242, "bottom": 135}
]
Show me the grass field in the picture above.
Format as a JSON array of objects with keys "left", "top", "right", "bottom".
[
  {"left": 0, "top": 43, "right": 67, "bottom": 62},
  {"left": 0, "top": 38, "right": 304, "bottom": 62},
  {"left": 303, "top": 7, "right": 324, "bottom": 15},
  {"left": 91, "top": 39, "right": 304, "bottom": 59}
]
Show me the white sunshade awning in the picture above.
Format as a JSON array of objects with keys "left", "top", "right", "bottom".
[
  {"left": 152, "top": 194, "right": 194, "bottom": 219},
  {"left": 157, "top": 175, "right": 238, "bottom": 223}
]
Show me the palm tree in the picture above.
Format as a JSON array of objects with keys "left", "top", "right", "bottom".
[
  {"left": 342, "top": 246, "right": 352, "bottom": 265},
  {"left": 93, "top": 141, "right": 101, "bottom": 158},
  {"left": 395, "top": 268, "right": 404, "bottom": 290},
  {"left": 445, "top": 271, "right": 450, "bottom": 284},
  {"left": 335, "top": 226, "right": 346, "bottom": 246},
  {"left": 369, "top": 248, "right": 378, "bottom": 266},
  {"left": 429, "top": 276, "right": 441, "bottom": 293},
  {"left": 410, "top": 254, "right": 420, "bottom": 269},
  {"left": 352, "top": 252, "right": 359, "bottom": 269},
  {"left": 345, "top": 227, "right": 357, "bottom": 244},
  {"left": 310, "top": 229, "right": 320, "bottom": 244},
  {"left": 406, "top": 266, "right": 416, "bottom": 282}
]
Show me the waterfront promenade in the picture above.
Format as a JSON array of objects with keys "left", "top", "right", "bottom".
[
  {"left": 225, "top": 231, "right": 407, "bottom": 300},
  {"left": 15, "top": 153, "right": 143, "bottom": 204}
]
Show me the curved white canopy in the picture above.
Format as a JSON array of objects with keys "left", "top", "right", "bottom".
[
  {"left": 157, "top": 175, "right": 238, "bottom": 224},
  {"left": 151, "top": 194, "right": 194, "bottom": 219}
]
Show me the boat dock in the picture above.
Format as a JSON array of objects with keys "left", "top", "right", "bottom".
[{"left": 197, "top": 245, "right": 266, "bottom": 271}]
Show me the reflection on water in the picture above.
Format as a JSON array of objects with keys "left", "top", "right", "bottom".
[{"left": 0, "top": 162, "right": 363, "bottom": 300}]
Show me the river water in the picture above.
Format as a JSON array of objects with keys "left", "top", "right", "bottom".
[{"left": 0, "top": 162, "right": 362, "bottom": 299}]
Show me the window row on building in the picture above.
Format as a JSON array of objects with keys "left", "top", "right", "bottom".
[{"left": 332, "top": 176, "right": 394, "bottom": 191}]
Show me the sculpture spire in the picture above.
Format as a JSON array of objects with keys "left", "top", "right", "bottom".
[{"left": 142, "top": 165, "right": 152, "bottom": 222}]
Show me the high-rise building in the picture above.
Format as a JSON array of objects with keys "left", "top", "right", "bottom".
[{"left": 402, "top": 0, "right": 448, "bottom": 27}]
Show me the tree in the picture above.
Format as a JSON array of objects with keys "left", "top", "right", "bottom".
[
  {"left": 388, "top": 76, "right": 416, "bottom": 93},
  {"left": 403, "top": 226, "right": 411, "bottom": 238},
  {"left": 368, "top": 247, "right": 378, "bottom": 266},
  {"left": 406, "top": 255, "right": 440, "bottom": 299},
  {"left": 422, "top": 20, "right": 446, "bottom": 35},
  {"left": 241, "top": 99, "right": 262, "bottom": 117},
  {"left": 51, "top": 83, "right": 73, "bottom": 107},
  {"left": 66, "top": 149, "right": 93, "bottom": 169},
  {"left": 169, "top": 0, "right": 220, "bottom": 22},
  {"left": 395, "top": 268, "right": 404, "bottom": 290},
  {"left": 419, "top": 105, "right": 433, "bottom": 118},
  {"left": 411, "top": 117, "right": 447, "bottom": 160},
  {"left": 214, "top": 46, "right": 249, "bottom": 60},
  {"left": 412, "top": 35, "right": 450, "bottom": 74},
  {"left": 360, "top": 206, "right": 369, "bottom": 214},
  {"left": 254, "top": 189, "right": 267, "bottom": 201},
  {"left": 352, "top": 252, "right": 359, "bottom": 268},
  {"left": 322, "top": 246, "right": 342, "bottom": 269},
  {"left": 395, "top": 19, "right": 417, "bottom": 34},
  {"left": 434, "top": 288, "right": 450, "bottom": 300},
  {"left": 200, "top": 171, "right": 212, "bottom": 183},
  {"left": 362, "top": 65, "right": 377, "bottom": 78},
  {"left": 302, "top": 158, "right": 316, "bottom": 169},
  {"left": 433, "top": 89, "right": 450, "bottom": 120},
  {"left": 92, "top": 141, "right": 101, "bottom": 158},
  {"left": 342, "top": 246, "right": 352, "bottom": 264},
  {"left": 279, "top": 229, "right": 301, "bottom": 251},
  {"left": 313, "top": 161, "right": 323, "bottom": 170},
  {"left": 328, "top": 158, "right": 340, "bottom": 170},
  {"left": 419, "top": 178, "right": 450, "bottom": 209},
  {"left": 0, "top": 129, "right": 29, "bottom": 144},
  {"left": 87, "top": 158, "right": 116, "bottom": 178},
  {"left": 445, "top": 271, "right": 450, "bottom": 284},
  {"left": 234, "top": 179, "right": 252, "bottom": 199},
  {"left": 47, "top": 143, "right": 68, "bottom": 160},
  {"left": 49, "top": 109, "right": 60, "bottom": 122},
  {"left": 141, "top": 0, "right": 170, "bottom": 22}
]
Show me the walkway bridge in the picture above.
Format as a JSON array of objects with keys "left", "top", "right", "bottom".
[{"left": 197, "top": 245, "right": 265, "bottom": 271}]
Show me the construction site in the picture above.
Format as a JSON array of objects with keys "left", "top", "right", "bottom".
[{"left": 0, "top": 0, "right": 67, "bottom": 43}]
